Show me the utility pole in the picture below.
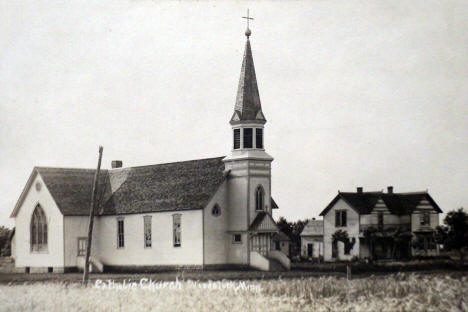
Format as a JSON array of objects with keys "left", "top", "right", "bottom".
[{"left": 82, "top": 146, "right": 103, "bottom": 286}]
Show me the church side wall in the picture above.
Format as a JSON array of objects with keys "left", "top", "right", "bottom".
[
  {"left": 96, "top": 210, "right": 203, "bottom": 266},
  {"left": 14, "top": 174, "right": 64, "bottom": 272},
  {"left": 63, "top": 216, "right": 100, "bottom": 268},
  {"left": 203, "top": 181, "right": 230, "bottom": 265}
]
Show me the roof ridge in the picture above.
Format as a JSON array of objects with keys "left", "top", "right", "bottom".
[
  {"left": 35, "top": 166, "right": 107, "bottom": 172},
  {"left": 118, "top": 156, "right": 226, "bottom": 170},
  {"left": 388, "top": 191, "right": 428, "bottom": 195}
]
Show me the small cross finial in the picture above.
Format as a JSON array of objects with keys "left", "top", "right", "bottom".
[{"left": 242, "top": 9, "right": 254, "bottom": 37}]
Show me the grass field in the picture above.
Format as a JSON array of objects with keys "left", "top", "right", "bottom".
[{"left": 0, "top": 272, "right": 466, "bottom": 312}]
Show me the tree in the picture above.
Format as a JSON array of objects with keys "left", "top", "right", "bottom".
[
  {"left": 0, "top": 226, "right": 12, "bottom": 257},
  {"left": 332, "top": 230, "right": 356, "bottom": 259},
  {"left": 276, "top": 217, "right": 308, "bottom": 258},
  {"left": 435, "top": 207, "right": 468, "bottom": 263}
]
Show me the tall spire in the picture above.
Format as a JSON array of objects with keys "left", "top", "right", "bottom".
[{"left": 230, "top": 12, "right": 266, "bottom": 125}]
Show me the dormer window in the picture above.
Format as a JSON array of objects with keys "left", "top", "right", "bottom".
[
  {"left": 233, "top": 129, "right": 240, "bottom": 149},
  {"left": 243, "top": 128, "right": 253, "bottom": 148},
  {"left": 256, "top": 128, "right": 263, "bottom": 149}
]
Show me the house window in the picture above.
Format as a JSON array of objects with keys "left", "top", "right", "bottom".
[
  {"left": 378, "top": 212, "right": 384, "bottom": 230},
  {"left": 233, "top": 234, "right": 242, "bottom": 243},
  {"left": 30, "top": 205, "right": 47, "bottom": 252},
  {"left": 233, "top": 129, "right": 240, "bottom": 149},
  {"left": 173, "top": 214, "right": 181, "bottom": 247},
  {"left": 275, "top": 241, "right": 280, "bottom": 250},
  {"left": 243, "top": 128, "right": 253, "bottom": 148},
  {"left": 117, "top": 219, "right": 124, "bottom": 248},
  {"left": 255, "top": 186, "right": 264, "bottom": 211},
  {"left": 256, "top": 128, "right": 263, "bottom": 149},
  {"left": 212, "top": 204, "right": 221, "bottom": 216},
  {"left": 77, "top": 238, "right": 87, "bottom": 256},
  {"left": 335, "top": 210, "right": 347, "bottom": 227},
  {"left": 420, "top": 212, "right": 430, "bottom": 226},
  {"left": 144, "top": 216, "right": 152, "bottom": 248}
]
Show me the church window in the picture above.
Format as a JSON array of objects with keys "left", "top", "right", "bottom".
[
  {"left": 243, "top": 128, "right": 253, "bottom": 148},
  {"left": 335, "top": 210, "right": 347, "bottom": 227},
  {"left": 77, "top": 238, "right": 87, "bottom": 256},
  {"left": 233, "top": 129, "right": 240, "bottom": 149},
  {"left": 144, "top": 216, "right": 152, "bottom": 248},
  {"left": 30, "top": 205, "right": 47, "bottom": 252},
  {"left": 233, "top": 234, "right": 242, "bottom": 243},
  {"left": 173, "top": 214, "right": 181, "bottom": 247},
  {"left": 256, "top": 128, "right": 263, "bottom": 149},
  {"left": 117, "top": 219, "right": 124, "bottom": 248},
  {"left": 212, "top": 204, "right": 221, "bottom": 216},
  {"left": 255, "top": 186, "right": 264, "bottom": 211}
]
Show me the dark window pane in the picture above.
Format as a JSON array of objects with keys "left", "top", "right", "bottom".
[
  {"left": 243, "top": 128, "right": 253, "bottom": 148},
  {"left": 256, "top": 128, "right": 263, "bottom": 149},
  {"left": 342, "top": 211, "right": 347, "bottom": 227},
  {"left": 233, "top": 129, "right": 240, "bottom": 149}
]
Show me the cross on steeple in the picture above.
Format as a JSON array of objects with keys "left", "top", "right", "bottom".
[{"left": 242, "top": 9, "right": 254, "bottom": 37}]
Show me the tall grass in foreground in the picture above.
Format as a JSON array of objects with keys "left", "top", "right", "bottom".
[{"left": 0, "top": 273, "right": 466, "bottom": 312}]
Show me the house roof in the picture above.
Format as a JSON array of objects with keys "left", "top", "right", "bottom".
[
  {"left": 272, "top": 231, "right": 291, "bottom": 241},
  {"left": 230, "top": 37, "right": 265, "bottom": 125},
  {"left": 300, "top": 220, "right": 323, "bottom": 236},
  {"left": 319, "top": 191, "right": 443, "bottom": 216},
  {"left": 11, "top": 156, "right": 282, "bottom": 217}
]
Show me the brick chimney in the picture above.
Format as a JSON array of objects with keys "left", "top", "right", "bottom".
[
  {"left": 357, "top": 187, "right": 363, "bottom": 193},
  {"left": 111, "top": 160, "right": 123, "bottom": 169},
  {"left": 387, "top": 186, "right": 394, "bottom": 194}
]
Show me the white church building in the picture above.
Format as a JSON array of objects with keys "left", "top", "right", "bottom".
[{"left": 9, "top": 26, "right": 291, "bottom": 273}]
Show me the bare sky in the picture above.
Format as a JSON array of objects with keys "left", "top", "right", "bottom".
[{"left": 1, "top": 0, "right": 467, "bottom": 228}]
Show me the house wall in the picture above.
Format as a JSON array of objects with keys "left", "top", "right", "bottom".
[
  {"left": 10, "top": 233, "right": 15, "bottom": 260},
  {"left": 63, "top": 216, "right": 100, "bottom": 268},
  {"left": 272, "top": 240, "right": 290, "bottom": 256},
  {"left": 411, "top": 199, "right": 440, "bottom": 232},
  {"left": 301, "top": 236, "right": 323, "bottom": 258},
  {"left": 323, "top": 199, "right": 360, "bottom": 262},
  {"left": 96, "top": 210, "right": 203, "bottom": 266},
  {"left": 14, "top": 173, "right": 64, "bottom": 272},
  {"left": 360, "top": 200, "right": 400, "bottom": 225}
]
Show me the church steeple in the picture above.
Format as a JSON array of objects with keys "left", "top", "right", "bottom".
[
  {"left": 226, "top": 14, "right": 272, "bottom": 157},
  {"left": 230, "top": 14, "right": 266, "bottom": 125}
]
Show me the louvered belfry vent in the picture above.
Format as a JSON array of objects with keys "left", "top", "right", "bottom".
[{"left": 233, "top": 129, "right": 241, "bottom": 149}]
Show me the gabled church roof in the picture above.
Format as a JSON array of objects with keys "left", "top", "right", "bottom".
[
  {"left": 11, "top": 157, "right": 282, "bottom": 217},
  {"left": 249, "top": 211, "right": 279, "bottom": 232},
  {"left": 100, "top": 157, "right": 226, "bottom": 215},
  {"left": 11, "top": 157, "right": 226, "bottom": 217},
  {"left": 230, "top": 37, "right": 266, "bottom": 125}
]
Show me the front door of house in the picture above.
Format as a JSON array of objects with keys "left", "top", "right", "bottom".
[{"left": 307, "top": 243, "right": 313, "bottom": 257}]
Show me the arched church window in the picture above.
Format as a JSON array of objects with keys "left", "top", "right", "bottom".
[
  {"left": 255, "top": 186, "right": 264, "bottom": 211},
  {"left": 30, "top": 205, "right": 47, "bottom": 252},
  {"left": 212, "top": 204, "right": 221, "bottom": 216}
]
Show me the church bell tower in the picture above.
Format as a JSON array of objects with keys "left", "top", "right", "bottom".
[{"left": 223, "top": 13, "right": 276, "bottom": 260}]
